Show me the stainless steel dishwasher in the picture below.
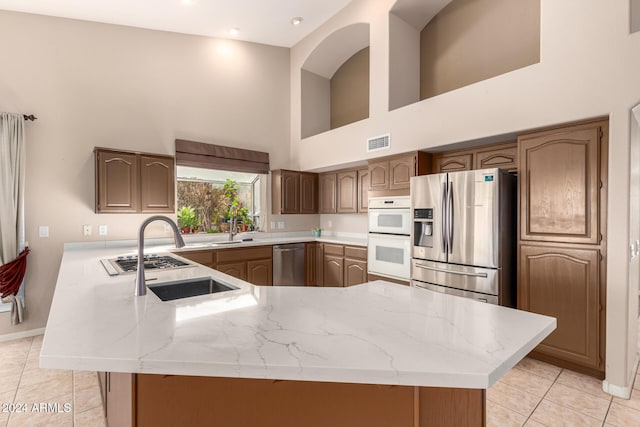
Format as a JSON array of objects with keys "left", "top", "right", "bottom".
[{"left": 273, "top": 243, "right": 305, "bottom": 286}]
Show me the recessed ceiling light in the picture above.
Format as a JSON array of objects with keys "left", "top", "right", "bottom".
[
  {"left": 228, "top": 27, "right": 240, "bottom": 36},
  {"left": 290, "top": 17, "right": 304, "bottom": 26}
]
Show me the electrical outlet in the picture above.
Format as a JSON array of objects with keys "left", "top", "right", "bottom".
[
  {"left": 99, "top": 225, "right": 108, "bottom": 236},
  {"left": 271, "top": 221, "right": 276, "bottom": 229},
  {"left": 164, "top": 223, "right": 172, "bottom": 232},
  {"left": 327, "top": 220, "right": 333, "bottom": 228},
  {"left": 83, "top": 225, "right": 92, "bottom": 236},
  {"left": 277, "top": 221, "right": 285, "bottom": 229},
  {"left": 39, "top": 226, "right": 49, "bottom": 238}
]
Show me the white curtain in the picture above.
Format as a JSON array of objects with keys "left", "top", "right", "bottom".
[{"left": 0, "top": 113, "right": 26, "bottom": 324}]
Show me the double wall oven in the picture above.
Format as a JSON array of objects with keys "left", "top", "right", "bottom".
[{"left": 367, "top": 197, "right": 411, "bottom": 281}]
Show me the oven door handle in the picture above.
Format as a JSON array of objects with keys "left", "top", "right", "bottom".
[{"left": 414, "top": 263, "right": 488, "bottom": 278}]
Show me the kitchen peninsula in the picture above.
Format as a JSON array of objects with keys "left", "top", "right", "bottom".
[{"left": 41, "top": 240, "right": 555, "bottom": 426}]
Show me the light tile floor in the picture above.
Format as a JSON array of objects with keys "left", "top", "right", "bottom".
[
  {"left": 0, "top": 335, "right": 105, "bottom": 427},
  {"left": 487, "top": 357, "right": 640, "bottom": 426},
  {"left": 0, "top": 334, "right": 637, "bottom": 426}
]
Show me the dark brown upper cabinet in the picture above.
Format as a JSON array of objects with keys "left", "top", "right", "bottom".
[
  {"left": 431, "top": 142, "right": 518, "bottom": 174},
  {"left": 95, "top": 148, "right": 174, "bottom": 214},
  {"left": 300, "top": 172, "right": 319, "bottom": 214},
  {"left": 140, "top": 155, "right": 175, "bottom": 213},
  {"left": 358, "top": 168, "right": 369, "bottom": 212},
  {"left": 319, "top": 173, "right": 338, "bottom": 214},
  {"left": 271, "top": 170, "right": 318, "bottom": 214},
  {"left": 433, "top": 153, "right": 472, "bottom": 173},
  {"left": 337, "top": 170, "right": 358, "bottom": 213},
  {"left": 367, "top": 151, "right": 431, "bottom": 195},
  {"left": 519, "top": 124, "right": 602, "bottom": 244},
  {"left": 319, "top": 168, "right": 368, "bottom": 214}
]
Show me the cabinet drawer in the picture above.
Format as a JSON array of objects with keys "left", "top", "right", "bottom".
[
  {"left": 323, "top": 244, "right": 344, "bottom": 256},
  {"left": 177, "top": 250, "right": 215, "bottom": 266},
  {"left": 344, "top": 246, "right": 367, "bottom": 260},
  {"left": 216, "top": 246, "right": 272, "bottom": 263}
]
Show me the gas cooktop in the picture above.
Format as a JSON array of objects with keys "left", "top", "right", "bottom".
[{"left": 100, "top": 254, "right": 195, "bottom": 276}]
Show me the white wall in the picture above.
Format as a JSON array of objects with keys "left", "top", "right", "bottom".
[
  {"left": 290, "top": 0, "right": 640, "bottom": 393},
  {"left": 0, "top": 10, "right": 291, "bottom": 335}
]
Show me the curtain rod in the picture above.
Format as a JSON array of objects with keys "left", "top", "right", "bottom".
[{"left": 23, "top": 114, "right": 37, "bottom": 121}]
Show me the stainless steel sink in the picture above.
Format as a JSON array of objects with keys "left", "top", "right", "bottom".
[{"left": 148, "top": 277, "right": 238, "bottom": 301}]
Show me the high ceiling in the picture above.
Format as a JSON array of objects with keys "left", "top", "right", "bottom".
[{"left": 0, "top": 0, "right": 353, "bottom": 47}]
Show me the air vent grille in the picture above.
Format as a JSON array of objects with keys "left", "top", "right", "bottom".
[{"left": 367, "top": 134, "right": 390, "bottom": 152}]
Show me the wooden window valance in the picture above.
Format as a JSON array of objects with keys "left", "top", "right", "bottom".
[{"left": 175, "top": 139, "right": 270, "bottom": 174}]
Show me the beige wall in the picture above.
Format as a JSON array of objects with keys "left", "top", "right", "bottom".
[
  {"left": 320, "top": 213, "right": 368, "bottom": 235},
  {"left": 301, "top": 70, "right": 330, "bottom": 138},
  {"left": 330, "top": 47, "right": 370, "bottom": 129},
  {"left": 388, "top": 13, "right": 421, "bottom": 111},
  {"left": 0, "top": 10, "right": 291, "bottom": 335},
  {"left": 290, "top": 0, "right": 640, "bottom": 394},
  {"left": 420, "top": 0, "right": 540, "bottom": 99}
]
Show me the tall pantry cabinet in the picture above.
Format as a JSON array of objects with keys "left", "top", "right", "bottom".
[{"left": 517, "top": 120, "right": 608, "bottom": 378}]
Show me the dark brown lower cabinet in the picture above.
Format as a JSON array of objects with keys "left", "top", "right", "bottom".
[
  {"left": 344, "top": 259, "right": 367, "bottom": 286},
  {"left": 217, "top": 262, "right": 247, "bottom": 281},
  {"left": 304, "top": 243, "right": 318, "bottom": 286},
  {"left": 103, "top": 373, "right": 484, "bottom": 427},
  {"left": 323, "top": 255, "right": 344, "bottom": 287},
  {"left": 519, "top": 244, "right": 604, "bottom": 377},
  {"left": 247, "top": 259, "right": 272, "bottom": 286}
]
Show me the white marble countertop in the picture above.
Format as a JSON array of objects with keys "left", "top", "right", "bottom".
[{"left": 41, "top": 244, "right": 555, "bottom": 389}]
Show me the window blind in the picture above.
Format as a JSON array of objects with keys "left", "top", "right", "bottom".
[{"left": 175, "top": 139, "right": 270, "bottom": 174}]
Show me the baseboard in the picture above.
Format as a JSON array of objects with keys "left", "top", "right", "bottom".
[
  {"left": 0, "top": 327, "right": 45, "bottom": 343},
  {"left": 603, "top": 355, "right": 639, "bottom": 399}
]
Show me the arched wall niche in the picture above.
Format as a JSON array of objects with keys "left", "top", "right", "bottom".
[{"left": 301, "top": 23, "right": 370, "bottom": 138}]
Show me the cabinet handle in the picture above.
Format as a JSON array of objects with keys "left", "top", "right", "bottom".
[{"left": 415, "top": 263, "right": 488, "bottom": 278}]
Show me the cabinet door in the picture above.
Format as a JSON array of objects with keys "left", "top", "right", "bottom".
[
  {"left": 344, "top": 259, "right": 367, "bottom": 286},
  {"left": 519, "top": 126, "right": 600, "bottom": 244},
  {"left": 106, "top": 372, "right": 133, "bottom": 427},
  {"left": 433, "top": 154, "right": 473, "bottom": 173},
  {"left": 368, "top": 161, "right": 389, "bottom": 190},
  {"left": 323, "top": 255, "right": 344, "bottom": 287},
  {"left": 247, "top": 259, "right": 272, "bottom": 286},
  {"left": 357, "top": 168, "right": 369, "bottom": 213},
  {"left": 316, "top": 243, "right": 324, "bottom": 286},
  {"left": 300, "top": 172, "right": 318, "bottom": 214},
  {"left": 96, "top": 150, "right": 139, "bottom": 213},
  {"left": 474, "top": 143, "right": 517, "bottom": 172},
  {"left": 281, "top": 170, "right": 301, "bottom": 214},
  {"left": 389, "top": 155, "right": 416, "bottom": 190},
  {"left": 217, "top": 262, "right": 247, "bottom": 281},
  {"left": 337, "top": 170, "right": 358, "bottom": 213},
  {"left": 519, "top": 245, "right": 601, "bottom": 370},
  {"left": 319, "top": 173, "right": 337, "bottom": 213},
  {"left": 140, "top": 155, "right": 175, "bottom": 213},
  {"left": 305, "top": 243, "right": 317, "bottom": 286}
]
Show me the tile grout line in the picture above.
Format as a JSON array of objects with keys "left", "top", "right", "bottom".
[
  {"left": 522, "top": 367, "right": 563, "bottom": 426},
  {"left": 7, "top": 337, "right": 34, "bottom": 427}
]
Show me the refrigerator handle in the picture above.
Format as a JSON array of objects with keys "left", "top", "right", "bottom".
[
  {"left": 441, "top": 182, "right": 448, "bottom": 254},
  {"left": 448, "top": 182, "right": 454, "bottom": 254}
]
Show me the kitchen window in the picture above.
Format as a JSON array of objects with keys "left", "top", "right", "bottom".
[{"left": 176, "top": 166, "right": 266, "bottom": 233}]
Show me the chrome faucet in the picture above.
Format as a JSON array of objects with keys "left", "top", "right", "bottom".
[
  {"left": 228, "top": 204, "right": 237, "bottom": 242},
  {"left": 136, "top": 215, "right": 185, "bottom": 297}
]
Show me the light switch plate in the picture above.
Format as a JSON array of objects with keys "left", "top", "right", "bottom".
[
  {"left": 99, "top": 225, "right": 108, "bottom": 236},
  {"left": 277, "top": 221, "right": 285, "bottom": 229},
  {"left": 83, "top": 225, "right": 92, "bottom": 236},
  {"left": 39, "top": 226, "right": 49, "bottom": 238}
]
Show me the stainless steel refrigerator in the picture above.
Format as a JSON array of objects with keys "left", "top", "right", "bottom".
[{"left": 410, "top": 168, "right": 516, "bottom": 306}]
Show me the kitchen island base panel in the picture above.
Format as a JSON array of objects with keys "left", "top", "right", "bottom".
[{"left": 133, "top": 374, "right": 485, "bottom": 427}]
